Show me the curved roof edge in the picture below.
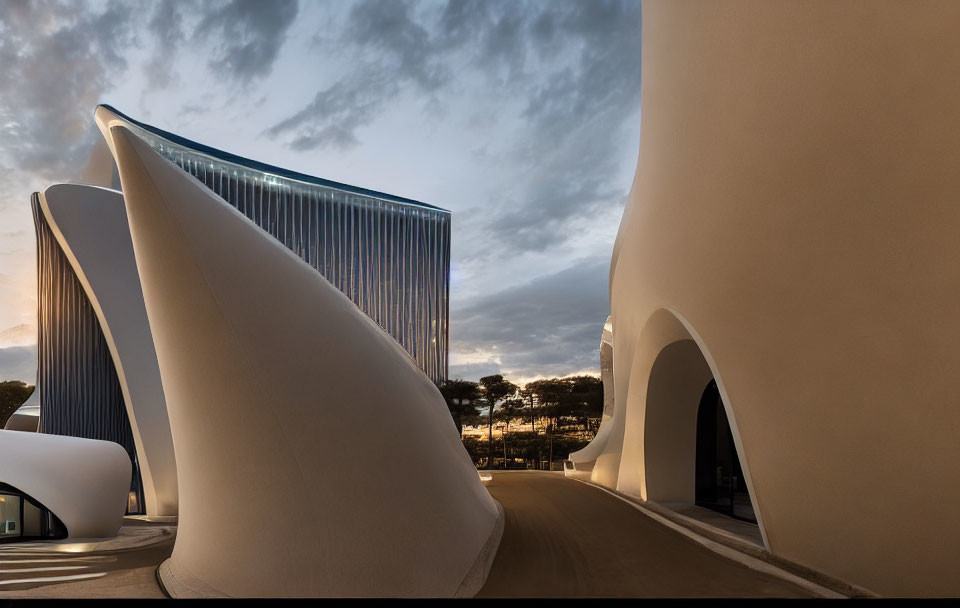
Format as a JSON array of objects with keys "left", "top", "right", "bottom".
[{"left": 96, "top": 104, "right": 449, "bottom": 214}]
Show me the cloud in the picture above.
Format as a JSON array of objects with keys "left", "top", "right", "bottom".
[
  {"left": 0, "top": 0, "right": 137, "bottom": 179},
  {"left": 266, "top": 67, "right": 397, "bottom": 151},
  {"left": 483, "top": 0, "right": 643, "bottom": 256},
  {"left": 0, "top": 324, "right": 34, "bottom": 348},
  {"left": 194, "top": 0, "right": 299, "bottom": 84},
  {"left": 268, "top": 0, "right": 642, "bottom": 257},
  {"left": 0, "top": 345, "right": 36, "bottom": 383},
  {"left": 450, "top": 257, "right": 610, "bottom": 381},
  {"left": 348, "top": 0, "right": 449, "bottom": 91},
  {"left": 0, "top": 0, "right": 641, "bottom": 383},
  {"left": 143, "top": 0, "right": 190, "bottom": 90},
  {"left": 267, "top": 0, "right": 448, "bottom": 149},
  {"left": 141, "top": 0, "right": 298, "bottom": 93}
]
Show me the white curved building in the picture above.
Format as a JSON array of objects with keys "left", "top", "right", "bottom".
[
  {"left": 569, "top": 1, "right": 960, "bottom": 597},
  {"left": 101, "top": 124, "right": 502, "bottom": 597},
  {"left": 32, "top": 185, "right": 178, "bottom": 520},
  {"left": 0, "top": 430, "right": 130, "bottom": 541}
]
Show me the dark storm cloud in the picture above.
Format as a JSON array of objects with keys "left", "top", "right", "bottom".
[
  {"left": 450, "top": 257, "right": 610, "bottom": 380},
  {"left": 0, "top": 0, "right": 136, "bottom": 178},
  {"left": 194, "top": 0, "right": 299, "bottom": 83}
]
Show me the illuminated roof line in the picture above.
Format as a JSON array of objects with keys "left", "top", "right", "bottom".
[{"left": 97, "top": 104, "right": 449, "bottom": 214}]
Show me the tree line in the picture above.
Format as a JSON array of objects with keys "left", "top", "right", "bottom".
[{"left": 437, "top": 374, "right": 603, "bottom": 469}]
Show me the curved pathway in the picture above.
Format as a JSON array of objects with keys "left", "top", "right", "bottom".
[{"left": 477, "top": 471, "right": 819, "bottom": 598}]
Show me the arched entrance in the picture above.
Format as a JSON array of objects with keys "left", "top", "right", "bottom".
[
  {"left": 695, "top": 380, "right": 756, "bottom": 523},
  {"left": 630, "top": 308, "right": 765, "bottom": 546}
]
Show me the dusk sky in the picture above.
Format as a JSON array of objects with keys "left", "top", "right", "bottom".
[{"left": 0, "top": 0, "right": 642, "bottom": 385}]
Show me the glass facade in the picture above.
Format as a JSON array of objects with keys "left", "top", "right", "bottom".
[
  {"left": 32, "top": 193, "right": 145, "bottom": 514},
  {"left": 107, "top": 106, "right": 451, "bottom": 383}
]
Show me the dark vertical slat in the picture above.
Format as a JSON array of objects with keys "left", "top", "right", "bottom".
[
  {"left": 135, "top": 130, "right": 450, "bottom": 383},
  {"left": 32, "top": 195, "right": 142, "bottom": 511}
]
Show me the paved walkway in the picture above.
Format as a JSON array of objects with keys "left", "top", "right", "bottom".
[
  {"left": 477, "top": 471, "right": 818, "bottom": 598},
  {"left": 0, "top": 474, "right": 826, "bottom": 598},
  {"left": 0, "top": 524, "right": 173, "bottom": 598}
]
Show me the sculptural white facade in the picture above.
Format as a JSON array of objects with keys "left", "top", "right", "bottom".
[
  {"left": 101, "top": 124, "right": 502, "bottom": 597},
  {"left": 34, "top": 185, "right": 178, "bottom": 520}
]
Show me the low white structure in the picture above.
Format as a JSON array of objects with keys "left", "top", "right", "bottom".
[
  {"left": 35, "top": 184, "right": 178, "bottom": 520},
  {"left": 101, "top": 123, "right": 503, "bottom": 597},
  {"left": 0, "top": 430, "right": 130, "bottom": 540}
]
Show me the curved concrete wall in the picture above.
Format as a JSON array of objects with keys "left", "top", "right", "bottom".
[
  {"left": 0, "top": 430, "right": 130, "bottom": 539},
  {"left": 576, "top": 1, "right": 960, "bottom": 596},
  {"left": 567, "top": 317, "right": 624, "bottom": 486},
  {"left": 37, "top": 185, "right": 178, "bottom": 519},
  {"left": 103, "top": 125, "right": 502, "bottom": 597}
]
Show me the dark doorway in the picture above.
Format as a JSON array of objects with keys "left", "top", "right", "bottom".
[{"left": 695, "top": 380, "right": 756, "bottom": 523}]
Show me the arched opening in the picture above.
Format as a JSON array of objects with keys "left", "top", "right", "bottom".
[
  {"left": 695, "top": 380, "right": 756, "bottom": 523},
  {"left": 634, "top": 309, "right": 765, "bottom": 546}
]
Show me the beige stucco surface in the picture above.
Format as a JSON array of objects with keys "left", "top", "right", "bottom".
[
  {"left": 102, "top": 121, "right": 502, "bottom": 597},
  {"left": 575, "top": 1, "right": 960, "bottom": 596}
]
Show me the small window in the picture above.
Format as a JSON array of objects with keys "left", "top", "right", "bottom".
[
  {"left": 0, "top": 494, "right": 21, "bottom": 539},
  {"left": 0, "top": 483, "right": 67, "bottom": 542}
]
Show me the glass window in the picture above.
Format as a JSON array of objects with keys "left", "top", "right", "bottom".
[
  {"left": 0, "top": 484, "right": 67, "bottom": 542},
  {"left": 0, "top": 493, "right": 21, "bottom": 539},
  {"left": 22, "top": 500, "right": 42, "bottom": 537}
]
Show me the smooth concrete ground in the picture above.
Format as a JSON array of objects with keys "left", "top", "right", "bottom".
[
  {"left": 477, "top": 471, "right": 816, "bottom": 598},
  {"left": 0, "top": 473, "right": 820, "bottom": 598},
  {"left": 0, "top": 524, "right": 173, "bottom": 598}
]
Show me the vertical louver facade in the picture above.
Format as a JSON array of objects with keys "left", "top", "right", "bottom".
[
  {"left": 105, "top": 106, "right": 451, "bottom": 383},
  {"left": 32, "top": 194, "right": 143, "bottom": 510}
]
